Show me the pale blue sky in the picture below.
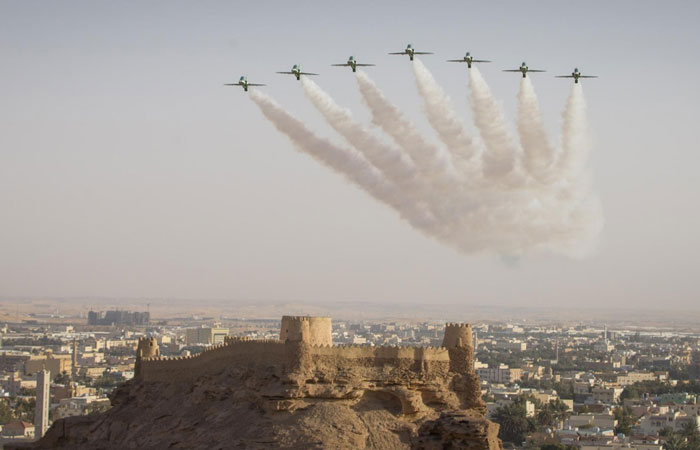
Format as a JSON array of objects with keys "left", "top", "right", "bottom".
[{"left": 1, "top": 1, "right": 699, "bottom": 308}]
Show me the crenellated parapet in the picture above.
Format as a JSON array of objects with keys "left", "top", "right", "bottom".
[
  {"left": 138, "top": 338, "right": 286, "bottom": 382},
  {"left": 134, "top": 317, "right": 482, "bottom": 410}
]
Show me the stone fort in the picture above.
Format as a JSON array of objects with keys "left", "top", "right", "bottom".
[{"left": 135, "top": 315, "right": 484, "bottom": 415}]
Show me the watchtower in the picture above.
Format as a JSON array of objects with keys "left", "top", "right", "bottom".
[
  {"left": 442, "top": 323, "right": 474, "bottom": 374},
  {"left": 135, "top": 337, "right": 159, "bottom": 378},
  {"left": 280, "top": 316, "right": 332, "bottom": 346}
]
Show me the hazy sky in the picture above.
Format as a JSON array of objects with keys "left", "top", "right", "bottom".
[{"left": 1, "top": 1, "right": 699, "bottom": 309}]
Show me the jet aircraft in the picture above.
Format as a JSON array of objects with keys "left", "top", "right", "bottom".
[
  {"left": 447, "top": 52, "right": 491, "bottom": 68},
  {"left": 388, "top": 44, "right": 433, "bottom": 61},
  {"left": 331, "top": 56, "right": 375, "bottom": 72},
  {"left": 503, "top": 62, "right": 546, "bottom": 78},
  {"left": 224, "top": 76, "right": 266, "bottom": 92},
  {"left": 555, "top": 67, "right": 598, "bottom": 84},
  {"left": 276, "top": 65, "right": 319, "bottom": 80}
]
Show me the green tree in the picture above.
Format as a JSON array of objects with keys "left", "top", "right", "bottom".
[
  {"left": 680, "top": 417, "right": 699, "bottom": 449},
  {"left": 0, "top": 400, "right": 13, "bottom": 424},
  {"left": 491, "top": 401, "right": 536, "bottom": 445},
  {"left": 536, "top": 403, "right": 555, "bottom": 429},
  {"left": 54, "top": 370, "right": 71, "bottom": 385},
  {"left": 663, "top": 434, "right": 687, "bottom": 450},
  {"left": 540, "top": 444, "right": 567, "bottom": 450},
  {"left": 659, "top": 426, "right": 674, "bottom": 437},
  {"left": 613, "top": 406, "right": 635, "bottom": 436},
  {"left": 620, "top": 384, "right": 640, "bottom": 401},
  {"left": 15, "top": 398, "right": 35, "bottom": 422}
]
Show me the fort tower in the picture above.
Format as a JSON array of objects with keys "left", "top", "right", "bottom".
[{"left": 279, "top": 316, "right": 332, "bottom": 346}]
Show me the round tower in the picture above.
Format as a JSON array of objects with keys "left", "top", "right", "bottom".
[
  {"left": 442, "top": 323, "right": 473, "bottom": 349},
  {"left": 280, "top": 316, "right": 331, "bottom": 346},
  {"left": 442, "top": 323, "right": 474, "bottom": 374},
  {"left": 135, "top": 337, "right": 159, "bottom": 378}
]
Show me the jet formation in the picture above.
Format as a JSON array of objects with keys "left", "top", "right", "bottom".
[{"left": 224, "top": 43, "right": 597, "bottom": 91}]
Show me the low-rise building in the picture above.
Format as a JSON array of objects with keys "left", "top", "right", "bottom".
[
  {"left": 185, "top": 326, "right": 229, "bottom": 345},
  {"left": 616, "top": 371, "right": 656, "bottom": 386},
  {"left": 567, "top": 413, "right": 617, "bottom": 430},
  {"left": 24, "top": 353, "right": 72, "bottom": 377},
  {"left": 639, "top": 411, "right": 700, "bottom": 434},
  {"left": 477, "top": 366, "right": 522, "bottom": 384},
  {"left": 1, "top": 420, "right": 35, "bottom": 438},
  {"left": 592, "top": 385, "right": 623, "bottom": 404}
]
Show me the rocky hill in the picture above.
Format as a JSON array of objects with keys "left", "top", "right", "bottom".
[{"left": 12, "top": 317, "right": 502, "bottom": 450}]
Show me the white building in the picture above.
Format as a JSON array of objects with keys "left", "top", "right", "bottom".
[{"left": 477, "top": 366, "right": 522, "bottom": 384}]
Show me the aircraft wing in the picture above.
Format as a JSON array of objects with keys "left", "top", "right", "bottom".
[
  {"left": 447, "top": 59, "right": 466, "bottom": 62},
  {"left": 528, "top": 69, "right": 546, "bottom": 72},
  {"left": 579, "top": 75, "right": 598, "bottom": 78},
  {"left": 388, "top": 52, "right": 405, "bottom": 55},
  {"left": 299, "top": 72, "right": 319, "bottom": 76},
  {"left": 472, "top": 59, "right": 491, "bottom": 63},
  {"left": 331, "top": 63, "right": 350, "bottom": 67},
  {"left": 555, "top": 75, "right": 575, "bottom": 78},
  {"left": 276, "top": 71, "right": 294, "bottom": 74},
  {"left": 413, "top": 52, "right": 433, "bottom": 55},
  {"left": 502, "top": 70, "right": 521, "bottom": 72},
  {"left": 223, "top": 83, "right": 242, "bottom": 86},
  {"left": 247, "top": 83, "right": 266, "bottom": 86},
  {"left": 355, "top": 63, "right": 375, "bottom": 67}
]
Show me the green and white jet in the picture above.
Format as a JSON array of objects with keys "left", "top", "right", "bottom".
[
  {"left": 447, "top": 52, "right": 491, "bottom": 68},
  {"left": 331, "top": 56, "right": 375, "bottom": 72},
  {"left": 556, "top": 67, "right": 598, "bottom": 84},
  {"left": 503, "top": 62, "right": 546, "bottom": 78},
  {"left": 276, "top": 64, "right": 319, "bottom": 80},
  {"left": 224, "top": 76, "right": 266, "bottom": 92},
  {"left": 388, "top": 44, "right": 433, "bottom": 61}
]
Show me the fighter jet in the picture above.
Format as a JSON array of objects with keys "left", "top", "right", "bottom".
[
  {"left": 388, "top": 44, "right": 433, "bottom": 61},
  {"left": 447, "top": 52, "right": 491, "bottom": 68},
  {"left": 555, "top": 67, "right": 598, "bottom": 84},
  {"left": 276, "top": 64, "right": 319, "bottom": 80},
  {"left": 503, "top": 62, "right": 546, "bottom": 78},
  {"left": 331, "top": 56, "right": 375, "bottom": 72},
  {"left": 224, "top": 76, "right": 266, "bottom": 92}
]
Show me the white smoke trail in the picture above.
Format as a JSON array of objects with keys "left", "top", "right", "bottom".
[
  {"left": 355, "top": 70, "right": 453, "bottom": 188},
  {"left": 245, "top": 71, "right": 603, "bottom": 258},
  {"left": 559, "top": 83, "right": 591, "bottom": 181},
  {"left": 517, "top": 77, "right": 556, "bottom": 181},
  {"left": 468, "top": 67, "right": 519, "bottom": 180},
  {"left": 300, "top": 77, "right": 417, "bottom": 188},
  {"left": 411, "top": 59, "right": 481, "bottom": 180},
  {"left": 248, "top": 90, "right": 437, "bottom": 230}
]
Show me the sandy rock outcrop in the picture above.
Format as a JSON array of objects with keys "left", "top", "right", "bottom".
[{"left": 11, "top": 317, "right": 502, "bottom": 450}]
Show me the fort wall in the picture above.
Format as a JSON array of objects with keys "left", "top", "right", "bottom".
[
  {"left": 138, "top": 339, "right": 286, "bottom": 383},
  {"left": 136, "top": 317, "right": 475, "bottom": 385}
]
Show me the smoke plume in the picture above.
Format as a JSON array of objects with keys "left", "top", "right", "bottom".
[
  {"left": 247, "top": 66, "right": 603, "bottom": 258},
  {"left": 467, "top": 67, "right": 519, "bottom": 180},
  {"left": 300, "top": 77, "right": 416, "bottom": 188},
  {"left": 355, "top": 70, "right": 452, "bottom": 189},
  {"left": 517, "top": 77, "right": 556, "bottom": 182},
  {"left": 412, "top": 59, "right": 480, "bottom": 179},
  {"left": 248, "top": 90, "right": 437, "bottom": 231}
]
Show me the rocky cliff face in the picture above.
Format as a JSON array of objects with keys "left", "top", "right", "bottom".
[{"left": 13, "top": 365, "right": 502, "bottom": 450}]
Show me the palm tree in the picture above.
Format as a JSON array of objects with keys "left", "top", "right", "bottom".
[
  {"left": 680, "top": 417, "right": 699, "bottom": 448},
  {"left": 492, "top": 402, "right": 536, "bottom": 445},
  {"left": 663, "top": 434, "right": 686, "bottom": 450}
]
